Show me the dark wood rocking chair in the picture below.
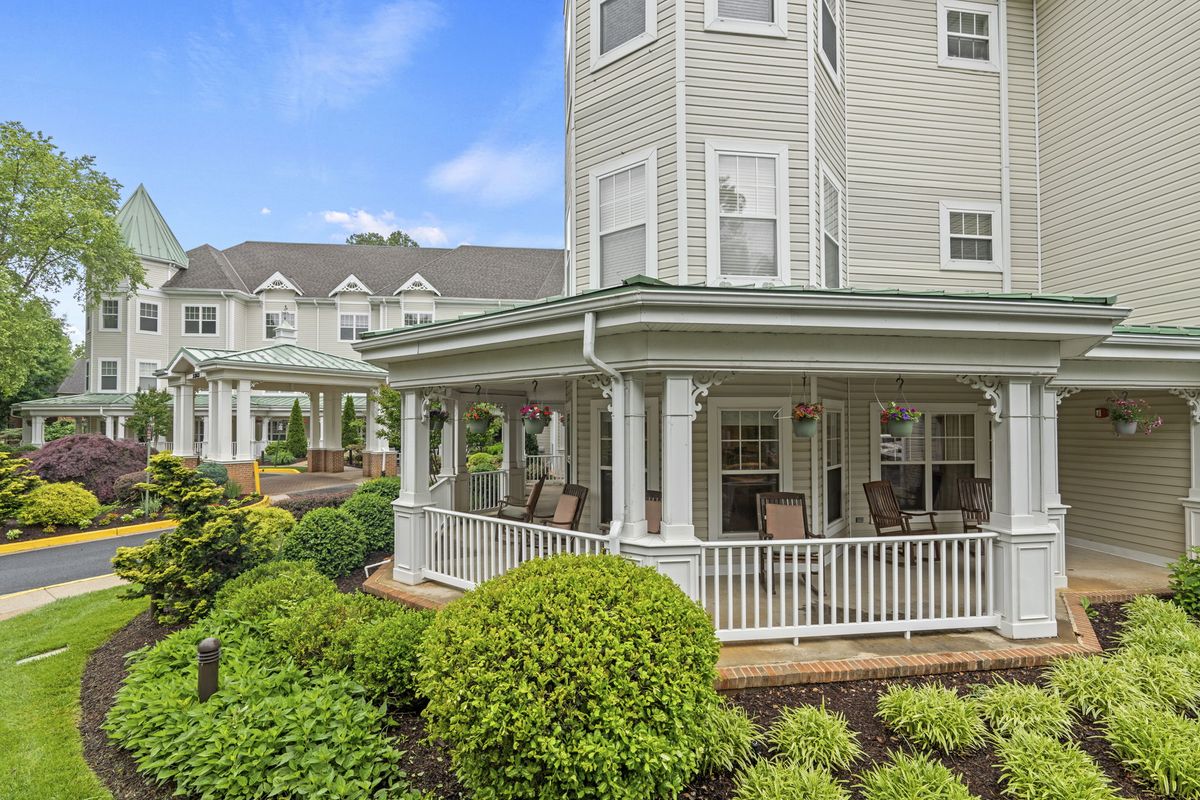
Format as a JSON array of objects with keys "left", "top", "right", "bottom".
[
  {"left": 495, "top": 475, "right": 546, "bottom": 523},
  {"left": 535, "top": 483, "right": 589, "bottom": 531},
  {"left": 863, "top": 480, "right": 939, "bottom": 559},
  {"left": 755, "top": 492, "right": 822, "bottom": 581},
  {"left": 958, "top": 477, "right": 992, "bottom": 532}
]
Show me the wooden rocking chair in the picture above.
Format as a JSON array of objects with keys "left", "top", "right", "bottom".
[
  {"left": 755, "top": 492, "right": 822, "bottom": 581},
  {"left": 495, "top": 476, "right": 546, "bottom": 523},
  {"left": 863, "top": 480, "right": 939, "bottom": 559},
  {"left": 535, "top": 483, "right": 589, "bottom": 531},
  {"left": 958, "top": 477, "right": 992, "bottom": 532}
]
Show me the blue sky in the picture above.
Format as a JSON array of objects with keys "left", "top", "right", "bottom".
[{"left": 1, "top": 0, "right": 565, "bottom": 339}]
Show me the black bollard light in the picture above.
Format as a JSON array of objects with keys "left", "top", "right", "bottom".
[{"left": 197, "top": 637, "right": 221, "bottom": 702}]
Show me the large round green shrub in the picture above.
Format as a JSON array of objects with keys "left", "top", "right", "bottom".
[
  {"left": 195, "top": 461, "right": 229, "bottom": 486},
  {"left": 270, "top": 591, "right": 397, "bottom": 671},
  {"left": 356, "top": 476, "right": 402, "bottom": 499},
  {"left": 279, "top": 506, "right": 367, "bottom": 577},
  {"left": 341, "top": 491, "right": 393, "bottom": 552},
  {"left": 351, "top": 610, "right": 435, "bottom": 709},
  {"left": 214, "top": 560, "right": 336, "bottom": 626},
  {"left": 418, "top": 554, "right": 722, "bottom": 800},
  {"left": 18, "top": 482, "right": 100, "bottom": 527}
]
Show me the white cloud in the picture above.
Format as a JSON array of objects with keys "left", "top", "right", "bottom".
[
  {"left": 320, "top": 209, "right": 448, "bottom": 247},
  {"left": 409, "top": 226, "right": 449, "bottom": 246},
  {"left": 428, "top": 142, "right": 558, "bottom": 206},
  {"left": 260, "top": 207, "right": 272, "bottom": 215}
]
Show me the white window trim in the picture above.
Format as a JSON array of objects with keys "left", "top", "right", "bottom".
[
  {"left": 818, "top": 163, "right": 846, "bottom": 288},
  {"left": 707, "top": 397, "right": 793, "bottom": 541},
  {"left": 705, "top": 139, "right": 791, "bottom": 287},
  {"left": 816, "top": 0, "right": 842, "bottom": 86},
  {"left": 939, "top": 199, "right": 1004, "bottom": 273},
  {"left": 868, "top": 403, "right": 991, "bottom": 519},
  {"left": 590, "top": 0, "right": 657, "bottom": 72},
  {"left": 703, "top": 0, "right": 787, "bottom": 38},
  {"left": 403, "top": 311, "right": 435, "bottom": 327},
  {"left": 136, "top": 360, "right": 160, "bottom": 392},
  {"left": 100, "top": 298, "right": 121, "bottom": 332},
  {"left": 263, "top": 308, "right": 295, "bottom": 340},
  {"left": 589, "top": 398, "right": 661, "bottom": 533},
  {"left": 339, "top": 311, "right": 370, "bottom": 342},
  {"left": 137, "top": 300, "right": 161, "bottom": 335},
  {"left": 182, "top": 304, "right": 220, "bottom": 337},
  {"left": 588, "top": 146, "right": 658, "bottom": 290},
  {"left": 822, "top": 399, "right": 848, "bottom": 536},
  {"left": 937, "top": 0, "right": 1000, "bottom": 72},
  {"left": 98, "top": 358, "right": 121, "bottom": 393}
]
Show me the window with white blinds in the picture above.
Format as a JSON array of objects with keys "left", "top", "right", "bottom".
[
  {"left": 938, "top": 0, "right": 998, "bottom": 70},
  {"left": 717, "top": 153, "right": 780, "bottom": 279},
  {"left": 821, "top": 172, "right": 842, "bottom": 288},
  {"left": 940, "top": 201, "right": 1001, "bottom": 270},
  {"left": 598, "top": 0, "right": 646, "bottom": 56},
  {"left": 597, "top": 164, "right": 648, "bottom": 287},
  {"left": 718, "top": 0, "right": 773, "bottom": 22}
]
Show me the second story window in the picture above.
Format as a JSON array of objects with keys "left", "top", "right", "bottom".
[
  {"left": 138, "top": 301, "right": 159, "bottom": 333},
  {"left": 592, "top": 0, "right": 655, "bottom": 69},
  {"left": 100, "top": 299, "right": 120, "bottom": 331},
  {"left": 821, "top": 170, "right": 844, "bottom": 288},
  {"left": 183, "top": 305, "right": 218, "bottom": 336},
  {"left": 938, "top": 0, "right": 998, "bottom": 71},
  {"left": 99, "top": 359, "right": 118, "bottom": 392},
  {"left": 707, "top": 142, "right": 789, "bottom": 284},
  {"left": 264, "top": 310, "right": 295, "bottom": 339},
  {"left": 340, "top": 312, "right": 369, "bottom": 341},
  {"left": 593, "top": 155, "right": 657, "bottom": 288},
  {"left": 819, "top": 0, "right": 839, "bottom": 76},
  {"left": 940, "top": 201, "right": 1002, "bottom": 272},
  {"left": 137, "top": 361, "right": 158, "bottom": 391},
  {"left": 706, "top": 0, "right": 787, "bottom": 36},
  {"left": 403, "top": 312, "right": 434, "bottom": 326}
]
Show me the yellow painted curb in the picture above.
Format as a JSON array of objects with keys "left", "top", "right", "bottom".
[
  {"left": 0, "top": 496, "right": 270, "bottom": 556},
  {"left": 0, "top": 573, "right": 118, "bottom": 601},
  {"left": 260, "top": 468, "right": 302, "bottom": 474}
]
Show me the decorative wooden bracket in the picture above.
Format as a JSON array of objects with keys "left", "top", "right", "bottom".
[
  {"left": 690, "top": 372, "right": 733, "bottom": 420},
  {"left": 1170, "top": 388, "right": 1200, "bottom": 424},
  {"left": 582, "top": 374, "right": 615, "bottom": 412},
  {"left": 420, "top": 386, "right": 449, "bottom": 422},
  {"left": 1052, "top": 385, "right": 1082, "bottom": 406},
  {"left": 956, "top": 375, "right": 1003, "bottom": 423}
]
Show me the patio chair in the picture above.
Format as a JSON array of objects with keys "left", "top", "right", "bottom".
[
  {"left": 755, "top": 492, "right": 822, "bottom": 580},
  {"left": 863, "top": 480, "right": 939, "bottom": 559},
  {"left": 646, "top": 490, "right": 662, "bottom": 535},
  {"left": 535, "top": 483, "right": 589, "bottom": 531},
  {"left": 495, "top": 475, "right": 546, "bottom": 523},
  {"left": 958, "top": 477, "right": 992, "bottom": 532}
]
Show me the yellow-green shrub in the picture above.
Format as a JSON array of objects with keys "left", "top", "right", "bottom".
[
  {"left": 238, "top": 505, "right": 296, "bottom": 551},
  {"left": 17, "top": 481, "right": 99, "bottom": 527}
]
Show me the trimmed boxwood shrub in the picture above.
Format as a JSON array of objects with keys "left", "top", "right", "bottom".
[
  {"left": 279, "top": 506, "right": 367, "bottom": 577},
  {"left": 274, "top": 489, "right": 354, "bottom": 520},
  {"left": 350, "top": 609, "right": 435, "bottom": 709},
  {"left": 17, "top": 481, "right": 100, "bottom": 527},
  {"left": 418, "top": 553, "right": 722, "bottom": 800},
  {"left": 112, "top": 470, "right": 149, "bottom": 505},
  {"left": 214, "top": 560, "right": 336, "bottom": 626},
  {"left": 356, "top": 476, "right": 402, "bottom": 499},
  {"left": 342, "top": 491, "right": 393, "bottom": 552},
  {"left": 28, "top": 434, "right": 147, "bottom": 502},
  {"left": 196, "top": 461, "right": 229, "bottom": 486}
]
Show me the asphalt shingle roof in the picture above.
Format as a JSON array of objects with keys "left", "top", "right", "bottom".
[
  {"left": 163, "top": 242, "right": 564, "bottom": 300},
  {"left": 56, "top": 358, "right": 87, "bottom": 395}
]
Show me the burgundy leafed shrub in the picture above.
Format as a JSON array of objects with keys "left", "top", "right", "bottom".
[{"left": 28, "top": 434, "right": 149, "bottom": 503}]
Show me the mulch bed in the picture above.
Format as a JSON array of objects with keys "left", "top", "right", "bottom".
[{"left": 83, "top": 590, "right": 1154, "bottom": 800}]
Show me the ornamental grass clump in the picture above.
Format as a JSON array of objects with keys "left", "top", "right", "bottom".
[
  {"left": 876, "top": 684, "right": 986, "bottom": 754},
  {"left": 994, "top": 731, "right": 1121, "bottom": 800},
  {"left": 858, "top": 752, "right": 978, "bottom": 800},
  {"left": 696, "top": 699, "right": 760, "bottom": 775},
  {"left": 766, "top": 704, "right": 862, "bottom": 771},
  {"left": 1105, "top": 703, "right": 1200, "bottom": 799},
  {"left": 733, "top": 761, "right": 849, "bottom": 800},
  {"left": 1046, "top": 655, "right": 1149, "bottom": 718},
  {"left": 1112, "top": 647, "right": 1200, "bottom": 712},
  {"left": 1117, "top": 594, "right": 1200, "bottom": 657},
  {"left": 969, "top": 679, "right": 1073, "bottom": 739},
  {"left": 417, "top": 554, "right": 722, "bottom": 800}
]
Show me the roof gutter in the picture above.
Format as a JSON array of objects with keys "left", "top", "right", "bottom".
[{"left": 583, "top": 311, "right": 624, "bottom": 550}]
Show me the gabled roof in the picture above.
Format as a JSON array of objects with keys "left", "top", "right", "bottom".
[
  {"left": 56, "top": 357, "right": 87, "bottom": 395},
  {"left": 254, "top": 270, "right": 303, "bottom": 295},
  {"left": 395, "top": 271, "right": 439, "bottom": 295},
  {"left": 330, "top": 273, "right": 373, "bottom": 296},
  {"left": 116, "top": 184, "right": 189, "bottom": 268}
]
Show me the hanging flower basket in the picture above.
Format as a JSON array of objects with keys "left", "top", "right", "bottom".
[
  {"left": 428, "top": 406, "right": 449, "bottom": 433},
  {"left": 464, "top": 403, "right": 493, "bottom": 435},
  {"left": 1109, "top": 396, "right": 1163, "bottom": 437},
  {"left": 522, "top": 403, "right": 553, "bottom": 435},
  {"left": 791, "top": 402, "right": 823, "bottom": 438},
  {"left": 881, "top": 402, "right": 923, "bottom": 438}
]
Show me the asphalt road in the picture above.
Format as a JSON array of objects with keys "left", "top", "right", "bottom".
[{"left": 0, "top": 529, "right": 167, "bottom": 596}]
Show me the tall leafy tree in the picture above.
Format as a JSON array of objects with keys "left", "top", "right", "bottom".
[
  {"left": 0, "top": 298, "right": 73, "bottom": 416},
  {"left": 127, "top": 389, "right": 172, "bottom": 444},
  {"left": 285, "top": 398, "right": 307, "bottom": 458},
  {"left": 341, "top": 394, "right": 363, "bottom": 448},
  {"left": 345, "top": 230, "right": 419, "bottom": 247}
]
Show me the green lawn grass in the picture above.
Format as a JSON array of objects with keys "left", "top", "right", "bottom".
[{"left": 0, "top": 588, "right": 148, "bottom": 800}]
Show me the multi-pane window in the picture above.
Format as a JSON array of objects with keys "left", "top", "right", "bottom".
[
  {"left": 183, "top": 305, "right": 217, "bottom": 335},
  {"left": 596, "top": 408, "right": 658, "bottom": 526},
  {"left": 824, "top": 409, "right": 844, "bottom": 527},
  {"left": 137, "top": 362, "right": 158, "bottom": 391},
  {"left": 339, "top": 312, "right": 369, "bottom": 341},
  {"left": 99, "top": 360, "right": 118, "bottom": 392},
  {"left": 268, "top": 419, "right": 288, "bottom": 441},
  {"left": 822, "top": 173, "right": 842, "bottom": 288},
  {"left": 880, "top": 413, "right": 978, "bottom": 511},
  {"left": 597, "top": 163, "right": 648, "bottom": 287},
  {"left": 598, "top": 0, "right": 647, "bottom": 56},
  {"left": 265, "top": 310, "right": 294, "bottom": 339},
  {"left": 101, "top": 299, "right": 120, "bottom": 330},
  {"left": 403, "top": 312, "right": 433, "bottom": 327},
  {"left": 947, "top": 9, "right": 989, "bottom": 61},
  {"left": 719, "top": 410, "right": 781, "bottom": 534},
  {"left": 138, "top": 302, "right": 158, "bottom": 333},
  {"left": 820, "top": 0, "right": 838, "bottom": 72},
  {"left": 717, "top": 153, "right": 780, "bottom": 279},
  {"left": 718, "top": 0, "right": 773, "bottom": 22},
  {"left": 950, "top": 212, "right": 994, "bottom": 261}
]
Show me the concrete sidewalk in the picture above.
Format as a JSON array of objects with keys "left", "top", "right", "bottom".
[{"left": 0, "top": 574, "right": 126, "bottom": 622}]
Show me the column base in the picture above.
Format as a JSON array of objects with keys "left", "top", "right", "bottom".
[
  {"left": 1181, "top": 497, "right": 1200, "bottom": 552},
  {"left": 363, "top": 451, "right": 397, "bottom": 479},
  {"left": 213, "top": 461, "right": 256, "bottom": 496},
  {"left": 307, "top": 449, "right": 346, "bottom": 473},
  {"left": 984, "top": 522, "right": 1060, "bottom": 640},
  {"left": 619, "top": 535, "right": 704, "bottom": 601},
  {"left": 392, "top": 501, "right": 432, "bottom": 585},
  {"left": 1048, "top": 503, "right": 1070, "bottom": 590}
]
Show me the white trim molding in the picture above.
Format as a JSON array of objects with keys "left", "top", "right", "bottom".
[
  {"left": 253, "top": 271, "right": 302, "bottom": 295},
  {"left": 937, "top": 0, "right": 1000, "bottom": 72},
  {"left": 589, "top": 146, "right": 659, "bottom": 290},
  {"left": 816, "top": 0, "right": 842, "bottom": 86},
  {"left": 704, "top": 138, "right": 791, "bottom": 287},
  {"left": 590, "top": 0, "right": 657, "bottom": 72},
  {"left": 395, "top": 272, "right": 440, "bottom": 295},
  {"left": 329, "top": 274, "right": 374, "bottom": 296},
  {"left": 939, "top": 199, "right": 1004, "bottom": 274},
  {"left": 703, "top": 0, "right": 787, "bottom": 38}
]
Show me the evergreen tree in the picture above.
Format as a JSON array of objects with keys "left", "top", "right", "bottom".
[
  {"left": 341, "top": 395, "right": 363, "bottom": 448},
  {"left": 286, "top": 398, "right": 307, "bottom": 458}
]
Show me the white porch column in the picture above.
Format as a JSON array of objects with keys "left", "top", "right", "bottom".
[
  {"left": 208, "top": 379, "right": 235, "bottom": 461},
  {"left": 307, "top": 391, "right": 321, "bottom": 451},
  {"left": 235, "top": 380, "right": 253, "bottom": 461},
  {"left": 1172, "top": 390, "right": 1200, "bottom": 553},
  {"left": 620, "top": 376, "right": 648, "bottom": 539},
  {"left": 502, "top": 401, "right": 525, "bottom": 504},
  {"left": 117, "top": 416, "right": 128, "bottom": 440},
  {"left": 30, "top": 416, "right": 46, "bottom": 447},
  {"left": 1042, "top": 385, "right": 1069, "bottom": 588},
  {"left": 438, "top": 397, "right": 457, "bottom": 480},
  {"left": 323, "top": 389, "right": 343, "bottom": 452},
  {"left": 660, "top": 374, "right": 696, "bottom": 542},
  {"left": 450, "top": 395, "right": 473, "bottom": 511},
  {"left": 173, "top": 383, "right": 196, "bottom": 457},
  {"left": 394, "top": 389, "right": 433, "bottom": 585},
  {"left": 104, "top": 415, "right": 116, "bottom": 439},
  {"left": 365, "top": 393, "right": 382, "bottom": 452},
  {"left": 986, "top": 378, "right": 1059, "bottom": 639}
]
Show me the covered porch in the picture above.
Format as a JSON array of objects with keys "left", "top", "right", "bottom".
[{"left": 354, "top": 281, "right": 1130, "bottom": 643}]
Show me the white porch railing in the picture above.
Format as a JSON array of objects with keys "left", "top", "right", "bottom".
[
  {"left": 424, "top": 508, "right": 609, "bottom": 590},
  {"left": 468, "top": 470, "right": 509, "bottom": 512},
  {"left": 699, "top": 532, "right": 998, "bottom": 642},
  {"left": 524, "top": 454, "right": 567, "bottom": 483}
]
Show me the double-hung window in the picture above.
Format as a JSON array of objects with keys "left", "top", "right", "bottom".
[
  {"left": 99, "top": 359, "right": 119, "bottom": 392},
  {"left": 707, "top": 142, "right": 788, "bottom": 284},
  {"left": 592, "top": 150, "right": 655, "bottom": 288},
  {"left": 403, "top": 311, "right": 433, "bottom": 327},
  {"left": 339, "top": 312, "right": 369, "bottom": 341},
  {"left": 715, "top": 408, "right": 783, "bottom": 535},
  {"left": 592, "top": 0, "right": 655, "bottom": 69},
  {"left": 138, "top": 301, "right": 159, "bottom": 333},
  {"left": 264, "top": 310, "right": 294, "bottom": 339},
  {"left": 594, "top": 402, "right": 660, "bottom": 527},
  {"left": 183, "top": 305, "right": 218, "bottom": 335},
  {"left": 705, "top": 0, "right": 787, "bottom": 36},
  {"left": 938, "top": 0, "right": 999, "bottom": 71},
  {"left": 940, "top": 201, "right": 1002, "bottom": 271},
  {"left": 877, "top": 409, "right": 987, "bottom": 513},
  {"left": 824, "top": 405, "right": 846, "bottom": 531},
  {"left": 819, "top": 0, "right": 839, "bottom": 77},
  {"left": 137, "top": 361, "right": 158, "bottom": 391},
  {"left": 100, "top": 299, "right": 120, "bottom": 331},
  {"left": 821, "top": 169, "right": 844, "bottom": 288}
]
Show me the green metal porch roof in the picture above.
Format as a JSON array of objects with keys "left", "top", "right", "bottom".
[
  {"left": 1113, "top": 324, "right": 1200, "bottom": 337},
  {"left": 117, "top": 184, "right": 189, "bottom": 267},
  {"left": 15, "top": 393, "right": 367, "bottom": 413},
  {"left": 202, "top": 343, "right": 386, "bottom": 374}
]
